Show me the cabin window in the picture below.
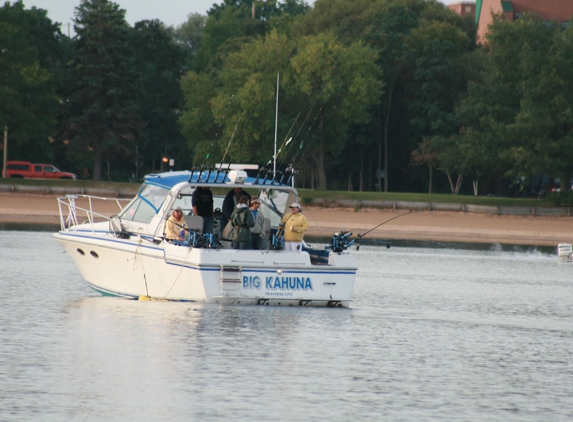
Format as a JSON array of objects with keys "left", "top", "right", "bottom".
[
  {"left": 120, "top": 184, "right": 169, "bottom": 223},
  {"left": 139, "top": 184, "right": 169, "bottom": 212},
  {"left": 121, "top": 198, "right": 157, "bottom": 223},
  {"left": 259, "top": 202, "right": 282, "bottom": 228}
]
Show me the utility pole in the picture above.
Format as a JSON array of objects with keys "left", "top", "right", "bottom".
[{"left": 2, "top": 126, "right": 7, "bottom": 178}]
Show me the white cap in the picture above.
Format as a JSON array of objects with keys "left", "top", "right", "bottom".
[{"left": 289, "top": 202, "right": 301, "bottom": 209}]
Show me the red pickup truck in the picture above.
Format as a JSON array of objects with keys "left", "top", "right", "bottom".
[{"left": 5, "top": 161, "right": 77, "bottom": 179}]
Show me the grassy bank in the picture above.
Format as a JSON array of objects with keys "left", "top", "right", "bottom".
[{"left": 0, "top": 178, "right": 552, "bottom": 208}]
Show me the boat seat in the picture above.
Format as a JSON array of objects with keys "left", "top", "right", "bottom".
[{"left": 184, "top": 215, "right": 203, "bottom": 235}]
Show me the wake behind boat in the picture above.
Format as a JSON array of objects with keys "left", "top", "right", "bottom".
[{"left": 52, "top": 167, "right": 363, "bottom": 307}]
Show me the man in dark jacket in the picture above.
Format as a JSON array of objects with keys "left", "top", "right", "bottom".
[
  {"left": 222, "top": 187, "right": 251, "bottom": 231},
  {"left": 191, "top": 186, "right": 214, "bottom": 234}
]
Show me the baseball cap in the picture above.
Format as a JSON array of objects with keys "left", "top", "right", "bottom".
[
  {"left": 174, "top": 206, "right": 183, "bottom": 212},
  {"left": 289, "top": 202, "right": 301, "bottom": 209}
]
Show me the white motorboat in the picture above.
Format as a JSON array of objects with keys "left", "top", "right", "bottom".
[
  {"left": 558, "top": 243, "right": 573, "bottom": 262},
  {"left": 52, "top": 168, "right": 360, "bottom": 307}
]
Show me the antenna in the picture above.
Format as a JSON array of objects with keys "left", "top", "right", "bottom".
[{"left": 273, "top": 72, "right": 279, "bottom": 177}]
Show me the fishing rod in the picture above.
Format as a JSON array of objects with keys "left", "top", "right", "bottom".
[
  {"left": 193, "top": 95, "right": 233, "bottom": 184},
  {"left": 215, "top": 101, "right": 256, "bottom": 181},
  {"left": 254, "top": 159, "right": 272, "bottom": 184},
  {"left": 357, "top": 211, "right": 410, "bottom": 239},
  {"left": 209, "top": 94, "right": 241, "bottom": 183},
  {"left": 275, "top": 111, "right": 322, "bottom": 185},
  {"left": 257, "top": 98, "right": 317, "bottom": 185},
  {"left": 277, "top": 101, "right": 318, "bottom": 171},
  {"left": 197, "top": 150, "right": 211, "bottom": 183},
  {"left": 280, "top": 100, "right": 320, "bottom": 172},
  {"left": 284, "top": 101, "right": 329, "bottom": 168},
  {"left": 220, "top": 116, "right": 241, "bottom": 168},
  {"left": 285, "top": 104, "right": 336, "bottom": 185},
  {"left": 278, "top": 112, "right": 300, "bottom": 149},
  {"left": 295, "top": 104, "right": 337, "bottom": 164},
  {"left": 274, "top": 112, "right": 303, "bottom": 168},
  {"left": 253, "top": 101, "right": 316, "bottom": 185}
]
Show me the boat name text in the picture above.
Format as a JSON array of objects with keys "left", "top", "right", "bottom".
[{"left": 243, "top": 276, "right": 313, "bottom": 291}]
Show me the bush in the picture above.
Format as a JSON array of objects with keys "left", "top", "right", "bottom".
[{"left": 547, "top": 191, "right": 573, "bottom": 206}]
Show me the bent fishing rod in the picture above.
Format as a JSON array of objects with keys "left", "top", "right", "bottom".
[{"left": 356, "top": 211, "right": 410, "bottom": 239}]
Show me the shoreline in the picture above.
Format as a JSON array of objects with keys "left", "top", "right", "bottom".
[{"left": 1, "top": 192, "right": 573, "bottom": 246}]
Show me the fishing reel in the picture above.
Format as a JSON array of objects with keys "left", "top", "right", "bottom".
[
  {"left": 272, "top": 226, "right": 285, "bottom": 250},
  {"left": 329, "top": 230, "right": 356, "bottom": 253},
  {"left": 187, "top": 231, "right": 221, "bottom": 249}
]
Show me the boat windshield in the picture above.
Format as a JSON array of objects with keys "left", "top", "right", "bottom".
[
  {"left": 259, "top": 189, "right": 295, "bottom": 214},
  {"left": 120, "top": 183, "right": 169, "bottom": 223}
]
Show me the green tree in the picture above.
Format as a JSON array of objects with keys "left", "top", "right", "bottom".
[
  {"left": 405, "top": 20, "right": 475, "bottom": 194},
  {"left": 62, "top": 0, "right": 139, "bottom": 181},
  {"left": 291, "top": 32, "right": 383, "bottom": 189},
  {"left": 296, "top": 0, "right": 475, "bottom": 192},
  {"left": 196, "top": 0, "right": 308, "bottom": 72},
  {"left": 213, "top": 30, "right": 297, "bottom": 164},
  {"left": 181, "top": 30, "right": 297, "bottom": 167},
  {"left": 456, "top": 14, "right": 557, "bottom": 195},
  {"left": 0, "top": 1, "right": 59, "bottom": 165},
  {"left": 171, "top": 12, "right": 206, "bottom": 69},
  {"left": 179, "top": 71, "right": 220, "bottom": 164},
  {"left": 504, "top": 24, "right": 573, "bottom": 192},
  {"left": 365, "top": 4, "right": 420, "bottom": 193},
  {"left": 131, "top": 19, "right": 187, "bottom": 178}
]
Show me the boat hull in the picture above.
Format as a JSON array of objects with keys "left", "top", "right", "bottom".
[{"left": 53, "top": 231, "right": 357, "bottom": 307}]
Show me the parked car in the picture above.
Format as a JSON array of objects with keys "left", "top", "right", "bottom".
[{"left": 5, "top": 161, "right": 76, "bottom": 179}]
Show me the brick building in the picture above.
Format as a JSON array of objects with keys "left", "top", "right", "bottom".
[
  {"left": 476, "top": 0, "right": 573, "bottom": 41},
  {"left": 447, "top": 1, "right": 476, "bottom": 18}
]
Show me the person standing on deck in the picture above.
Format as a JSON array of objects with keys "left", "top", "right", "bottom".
[
  {"left": 250, "top": 198, "right": 268, "bottom": 250},
  {"left": 280, "top": 202, "right": 308, "bottom": 251},
  {"left": 230, "top": 195, "right": 255, "bottom": 249},
  {"left": 222, "top": 187, "right": 251, "bottom": 231},
  {"left": 191, "top": 186, "right": 214, "bottom": 234}
]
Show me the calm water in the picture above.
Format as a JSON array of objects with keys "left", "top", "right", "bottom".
[{"left": 1, "top": 231, "right": 572, "bottom": 421}]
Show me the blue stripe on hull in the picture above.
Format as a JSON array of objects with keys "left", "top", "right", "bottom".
[
  {"left": 87, "top": 282, "right": 196, "bottom": 302},
  {"left": 87, "top": 283, "right": 139, "bottom": 299}
]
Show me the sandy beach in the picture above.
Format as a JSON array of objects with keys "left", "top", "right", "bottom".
[{"left": 1, "top": 192, "right": 573, "bottom": 246}]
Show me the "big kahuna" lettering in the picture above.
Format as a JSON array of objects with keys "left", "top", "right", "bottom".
[{"left": 265, "top": 276, "right": 313, "bottom": 291}]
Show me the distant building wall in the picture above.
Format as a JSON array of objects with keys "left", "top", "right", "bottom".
[
  {"left": 448, "top": 1, "right": 476, "bottom": 17},
  {"left": 478, "top": 0, "right": 573, "bottom": 42}
]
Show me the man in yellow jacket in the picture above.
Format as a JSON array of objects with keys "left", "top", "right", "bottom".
[{"left": 280, "top": 202, "right": 308, "bottom": 251}]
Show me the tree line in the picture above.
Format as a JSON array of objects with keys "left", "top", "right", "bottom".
[{"left": 1, "top": 0, "right": 572, "bottom": 196}]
